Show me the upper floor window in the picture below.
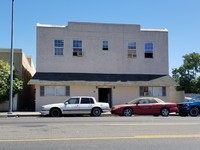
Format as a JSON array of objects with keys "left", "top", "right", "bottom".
[
  {"left": 128, "top": 41, "right": 136, "bottom": 58},
  {"left": 102, "top": 41, "right": 109, "bottom": 50},
  {"left": 54, "top": 40, "right": 64, "bottom": 56},
  {"left": 73, "top": 40, "right": 82, "bottom": 56},
  {"left": 144, "top": 43, "right": 153, "bottom": 58}
]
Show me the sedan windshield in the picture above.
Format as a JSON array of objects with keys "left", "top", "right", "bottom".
[
  {"left": 127, "top": 97, "right": 165, "bottom": 104},
  {"left": 127, "top": 98, "right": 141, "bottom": 104}
]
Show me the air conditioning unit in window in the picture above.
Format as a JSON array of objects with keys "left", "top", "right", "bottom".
[{"left": 77, "top": 52, "right": 83, "bottom": 57}]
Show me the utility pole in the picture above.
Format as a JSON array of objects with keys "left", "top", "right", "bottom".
[{"left": 9, "top": 0, "right": 14, "bottom": 113}]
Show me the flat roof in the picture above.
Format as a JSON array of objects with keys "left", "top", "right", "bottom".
[{"left": 37, "top": 22, "right": 168, "bottom": 32}]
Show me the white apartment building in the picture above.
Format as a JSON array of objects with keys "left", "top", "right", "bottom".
[{"left": 29, "top": 22, "right": 178, "bottom": 111}]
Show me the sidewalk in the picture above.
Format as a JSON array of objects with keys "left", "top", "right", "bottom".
[{"left": 0, "top": 112, "right": 41, "bottom": 118}]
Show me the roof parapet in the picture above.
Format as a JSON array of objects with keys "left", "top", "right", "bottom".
[
  {"left": 36, "top": 23, "right": 66, "bottom": 28},
  {"left": 141, "top": 28, "right": 168, "bottom": 32}
]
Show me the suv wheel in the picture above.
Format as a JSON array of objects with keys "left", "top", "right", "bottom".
[{"left": 189, "top": 107, "right": 199, "bottom": 117}]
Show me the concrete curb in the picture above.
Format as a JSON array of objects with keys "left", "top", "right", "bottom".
[
  {"left": 0, "top": 112, "right": 178, "bottom": 118},
  {"left": 0, "top": 112, "right": 112, "bottom": 118},
  {"left": 0, "top": 112, "right": 41, "bottom": 118}
]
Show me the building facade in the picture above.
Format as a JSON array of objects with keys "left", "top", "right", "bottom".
[
  {"left": 29, "top": 22, "right": 178, "bottom": 111},
  {"left": 0, "top": 48, "right": 36, "bottom": 111}
]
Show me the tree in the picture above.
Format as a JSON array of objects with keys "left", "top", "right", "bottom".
[
  {"left": 172, "top": 52, "right": 200, "bottom": 93},
  {"left": 196, "top": 76, "right": 200, "bottom": 93},
  {"left": 0, "top": 60, "right": 23, "bottom": 103}
]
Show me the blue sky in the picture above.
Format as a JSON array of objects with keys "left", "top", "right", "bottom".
[{"left": 0, "top": 0, "right": 200, "bottom": 74}]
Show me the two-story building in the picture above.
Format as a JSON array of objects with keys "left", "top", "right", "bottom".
[
  {"left": 0, "top": 48, "right": 36, "bottom": 111},
  {"left": 28, "top": 22, "right": 178, "bottom": 111}
]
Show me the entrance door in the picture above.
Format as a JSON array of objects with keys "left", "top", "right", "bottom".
[{"left": 98, "top": 88, "right": 112, "bottom": 107}]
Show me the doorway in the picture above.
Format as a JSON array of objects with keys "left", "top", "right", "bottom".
[{"left": 98, "top": 88, "right": 112, "bottom": 107}]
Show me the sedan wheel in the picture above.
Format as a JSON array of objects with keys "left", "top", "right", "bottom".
[
  {"left": 91, "top": 108, "right": 101, "bottom": 117},
  {"left": 189, "top": 107, "right": 199, "bottom": 117},
  {"left": 123, "top": 108, "right": 133, "bottom": 116},
  {"left": 50, "top": 108, "right": 61, "bottom": 117},
  {"left": 160, "top": 108, "right": 169, "bottom": 117}
]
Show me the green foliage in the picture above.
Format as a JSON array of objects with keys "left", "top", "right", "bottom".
[
  {"left": 172, "top": 52, "right": 200, "bottom": 93},
  {"left": 0, "top": 60, "right": 23, "bottom": 103},
  {"left": 196, "top": 76, "right": 200, "bottom": 93}
]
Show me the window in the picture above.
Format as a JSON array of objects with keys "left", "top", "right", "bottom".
[
  {"left": 144, "top": 43, "right": 153, "bottom": 58},
  {"left": 73, "top": 40, "right": 82, "bottom": 56},
  {"left": 67, "top": 98, "right": 79, "bottom": 104},
  {"left": 149, "top": 99, "right": 158, "bottom": 103},
  {"left": 44, "top": 86, "right": 55, "bottom": 96},
  {"left": 140, "top": 86, "right": 166, "bottom": 97},
  {"left": 128, "top": 42, "right": 136, "bottom": 58},
  {"left": 40, "top": 86, "right": 70, "bottom": 96},
  {"left": 81, "top": 98, "right": 94, "bottom": 104},
  {"left": 128, "top": 42, "right": 136, "bottom": 49},
  {"left": 81, "top": 98, "right": 90, "bottom": 104},
  {"left": 138, "top": 99, "right": 149, "bottom": 104},
  {"left": 54, "top": 40, "right": 64, "bottom": 56},
  {"left": 102, "top": 41, "right": 109, "bottom": 50}
]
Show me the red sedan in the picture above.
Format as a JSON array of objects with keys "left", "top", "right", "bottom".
[{"left": 111, "top": 97, "right": 178, "bottom": 117}]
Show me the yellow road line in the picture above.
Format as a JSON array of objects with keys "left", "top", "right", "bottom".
[
  {"left": 80, "top": 123, "right": 200, "bottom": 126},
  {"left": 1, "top": 134, "right": 200, "bottom": 143}
]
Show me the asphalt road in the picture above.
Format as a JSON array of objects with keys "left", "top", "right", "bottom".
[{"left": 0, "top": 116, "right": 200, "bottom": 150}]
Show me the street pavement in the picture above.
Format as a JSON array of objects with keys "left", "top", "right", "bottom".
[{"left": 1, "top": 116, "right": 200, "bottom": 150}]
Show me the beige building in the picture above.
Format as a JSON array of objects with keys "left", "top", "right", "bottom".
[
  {"left": 0, "top": 48, "right": 36, "bottom": 111},
  {"left": 29, "top": 22, "right": 179, "bottom": 111}
]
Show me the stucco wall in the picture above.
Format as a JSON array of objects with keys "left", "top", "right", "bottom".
[
  {"left": 169, "top": 86, "right": 184, "bottom": 103},
  {"left": 0, "top": 95, "right": 18, "bottom": 112},
  {"left": 35, "top": 84, "right": 171, "bottom": 111},
  {"left": 112, "top": 86, "right": 139, "bottom": 105},
  {"left": 37, "top": 22, "right": 168, "bottom": 75}
]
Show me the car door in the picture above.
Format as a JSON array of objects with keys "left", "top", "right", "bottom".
[
  {"left": 63, "top": 98, "right": 80, "bottom": 114},
  {"left": 134, "top": 99, "right": 152, "bottom": 115},
  {"left": 78, "top": 98, "right": 94, "bottom": 114},
  {"left": 149, "top": 99, "right": 160, "bottom": 114}
]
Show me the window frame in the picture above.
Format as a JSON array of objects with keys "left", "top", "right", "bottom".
[
  {"left": 144, "top": 42, "right": 153, "bottom": 58},
  {"left": 102, "top": 40, "right": 109, "bottom": 50},
  {"left": 54, "top": 39, "right": 64, "bottom": 56},
  {"left": 127, "top": 41, "right": 137, "bottom": 58},
  {"left": 40, "top": 86, "right": 70, "bottom": 96},
  {"left": 73, "top": 40, "right": 82, "bottom": 56},
  {"left": 140, "top": 86, "right": 166, "bottom": 97}
]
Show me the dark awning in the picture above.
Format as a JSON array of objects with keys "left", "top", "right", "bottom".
[{"left": 31, "top": 72, "right": 167, "bottom": 82}]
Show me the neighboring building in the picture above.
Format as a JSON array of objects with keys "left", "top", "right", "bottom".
[
  {"left": 29, "top": 22, "right": 178, "bottom": 111},
  {"left": 0, "top": 48, "right": 36, "bottom": 111}
]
